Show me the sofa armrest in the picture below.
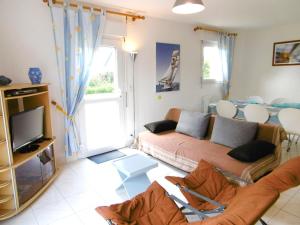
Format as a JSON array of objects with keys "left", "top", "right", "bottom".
[
  {"left": 256, "top": 124, "right": 286, "bottom": 163},
  {"left": 165, "top": 108, "right": 181, "bottom": 122}
]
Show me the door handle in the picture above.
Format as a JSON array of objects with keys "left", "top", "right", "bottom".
[{"left": 125, "top": 92, "right": 128, "bottom": 108}]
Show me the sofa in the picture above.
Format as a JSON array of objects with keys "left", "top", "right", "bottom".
[{"left": 137, "top": 108, "right": 285, "bottom": 182}]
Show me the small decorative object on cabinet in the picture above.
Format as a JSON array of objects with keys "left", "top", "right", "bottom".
[
  {"left": 0, "top": 83, "right": 58, "bottom": 220},
  {"left": 28, "top": 68, "right": 42, "bottom": 84},
  {"left": 0, "top": 76, "right": 11, "bottom": 86}
]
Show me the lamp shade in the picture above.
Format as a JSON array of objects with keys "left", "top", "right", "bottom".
[{"left": 172, "top": 0, "right": 205, "bottom": 14}]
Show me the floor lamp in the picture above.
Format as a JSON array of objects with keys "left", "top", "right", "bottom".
[{"left": 130, "top": 51, "right": 138, "bottom": 138}]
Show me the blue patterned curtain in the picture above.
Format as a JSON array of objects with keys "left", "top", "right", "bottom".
[
  {"left": 218, "top": 33, "right": 236, "bottom": 98},
  {"left": 49, "top": 1, "right": 106, "bottom": 156}
]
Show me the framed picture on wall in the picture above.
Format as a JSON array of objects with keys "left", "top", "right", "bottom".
[
  {"left": 272, "top": 40, "right": 300, "bottom": 66},
  {"left": 156, "top": 42, "right": 180, "bottom": 92}
]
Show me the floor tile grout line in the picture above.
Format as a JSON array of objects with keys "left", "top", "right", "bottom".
[
  {"left": 54, "top": 160, "right": 109, "bottom": 216},
  {"left": 262, "top": 206, "right": 281, "bottom": 223},
  {"left": 280, "top": 208, "right": 300, "bottom": 219},
  {"left": 33, "top": 171, "right": 84, "bottom": 225},
  {"left": 32, "top": 206, "right": 76, "bottom": 225},
  {"left": 29, "top": 207, "right": 40, "bottom": 225}
]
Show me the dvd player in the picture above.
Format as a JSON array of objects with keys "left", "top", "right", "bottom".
[{"left": 5, "top": 88, "right": 38, "bottom": 97}]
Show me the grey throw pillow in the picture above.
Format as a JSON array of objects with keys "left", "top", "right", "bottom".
[
  {"left": 211, "top": 116, "right": 258, "bottom": 148},
  {"left": 175, "top": 111, "right": 210, "bottom": 139}
]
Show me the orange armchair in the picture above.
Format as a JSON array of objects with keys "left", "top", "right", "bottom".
[
  {"left": 96, "top": 181, "right": 188, "bottom": 225},
  {"left": 96, "top": 157, "right": 300, "bottom": 225}
]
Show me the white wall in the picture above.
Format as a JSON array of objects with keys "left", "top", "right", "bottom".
[
  {"left": 230, "top": 23, "right": 300, "bottom": 103},
  {"left": 0, "top": 0, "right": 222, "bottom": 162},
  {"left": 0, "top": 0, "right": 66, "bottom": 165},
  {"left": 127, "top": 18, "right": 222, "bottom": 133}
]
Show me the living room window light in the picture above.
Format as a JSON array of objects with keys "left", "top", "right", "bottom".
[
  {"left": 78, "top": 39, "right": 129, "bottom": 158},
  {"left": 202, "top": 41, "right": 223, "bottom": 82}
]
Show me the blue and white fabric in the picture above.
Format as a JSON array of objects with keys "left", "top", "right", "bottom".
[
  {"left": 49, "top": 0, "right": 106, "bottom": 156},
  {"left": 218, "top": 33, "right": 236, "bottom": 98}
]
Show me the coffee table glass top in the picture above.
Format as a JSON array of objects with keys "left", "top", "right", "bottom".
[{"left": 112, "top": 154, "right": 158, "bottom": 177}]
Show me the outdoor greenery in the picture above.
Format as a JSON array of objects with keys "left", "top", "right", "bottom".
[
  {"left": 203, "top": 61, "right": 211, "bottom": 79},
  {"left": 86, "top": 72, "right": 114, "bottom": 94}
]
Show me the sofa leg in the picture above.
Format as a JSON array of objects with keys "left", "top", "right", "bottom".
[{"left": 259, "top": 218, "right": 268, "bottom": 225}]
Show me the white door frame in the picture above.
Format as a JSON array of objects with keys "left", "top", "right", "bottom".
[{"left": 78, "top": 37, "right": 130, "bottom": 158}]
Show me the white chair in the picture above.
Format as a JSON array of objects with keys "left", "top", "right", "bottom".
[
  {"left": 244, "top": 104, "right": 270, "bottom": 123},
  {"left": 216, "top": 100, "right": 237, "bottom": 118},
  {"left": 278, "top": 108, "right": 300, "bottom": 151},
  {"left": 270, "top": 98, "right": 289, "bottom": 105},
  {"left": 247, "top": 96, "right": 264, "bottom": 104}
]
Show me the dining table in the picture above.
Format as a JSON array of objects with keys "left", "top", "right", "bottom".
[{"left": 208, "top": 100, "right": 282, "bottom": 124}]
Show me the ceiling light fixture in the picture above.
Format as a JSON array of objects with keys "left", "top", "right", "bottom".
[{"left": 172, "top": 0, "right": 205, "bottom": 14}]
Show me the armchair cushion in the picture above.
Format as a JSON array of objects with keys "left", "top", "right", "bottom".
[
  {"left": 166, "top": 160, "right": 238, "bottom": 210},
  {"left": 96, "top": 181, "right": 187, "bottom": 225}
]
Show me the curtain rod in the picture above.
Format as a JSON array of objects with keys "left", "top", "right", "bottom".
[
  {"left": 194, "top": 26, "right": 237, "bottom": 36},
  {"left": 42, "top": 0, "right": 145, "bottom": 21}
]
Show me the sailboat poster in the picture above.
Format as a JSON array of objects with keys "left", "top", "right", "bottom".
[{"left": 156, "top": 42, "right": 180, "bottom": 92}]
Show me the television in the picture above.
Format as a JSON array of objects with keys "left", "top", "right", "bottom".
[{"left": 10, "top": 106, "right": 44, "bottom": 152}]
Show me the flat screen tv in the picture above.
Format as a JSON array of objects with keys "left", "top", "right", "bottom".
[{"left": 10, "top": 106, "right": 44, "bottom": 152}]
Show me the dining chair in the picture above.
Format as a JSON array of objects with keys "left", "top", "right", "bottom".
[
  {"left": 244, "top": 104, "right": 270, "bottom": 123},
  {"left": 216, "top": 100, "right": 237, "bottom": 118},
  {"left": 270, "top": 98, "right": 289, "bottom": 105},
  {"left": 247, "top": 96, "right": 264, "bottom": 104},
  {"left": 201, "top": 95, "right": 220, "bottom": 113},
  {"left": 278, "top": 108, "right": 300, "bottom": 151}
]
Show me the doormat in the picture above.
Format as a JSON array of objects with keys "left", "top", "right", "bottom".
[{"left": 88, "top": 150, "right": 126, "bottom": 164}]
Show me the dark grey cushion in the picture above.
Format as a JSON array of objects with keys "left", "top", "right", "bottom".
[
  {"left": 144, "top": 120, "right": 177, "bottom": 133},
  {"left": 227, "top": 140, "right": 275, "bottom": 162},
  {"left": 175, "top": 111, "right": 210, "bottom": 139},
  {"left": 211, "top": 116, "right": 258, "bottom": 148}
]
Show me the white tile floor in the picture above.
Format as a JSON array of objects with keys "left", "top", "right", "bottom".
[{"left": 1, "top": 142, "right": 300, "bottom": 225}]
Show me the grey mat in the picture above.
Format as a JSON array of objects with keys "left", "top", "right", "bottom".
[{"left": 88, "top": 150, "right": 126, "bottom": 164}]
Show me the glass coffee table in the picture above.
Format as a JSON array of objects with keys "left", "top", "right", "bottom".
[{"left": 112, "top": 154, "right": 158, "bottom": 198}]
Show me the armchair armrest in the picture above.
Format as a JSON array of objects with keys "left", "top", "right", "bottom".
[
  {"left": 215, "top": 167, "right": 251, "bottom": 186},
  {"left": 167, "top": 193, "right": 208, "bottom": 220},
  {"left": 106, "top": 220, "right": 114, "bottom": 225},
  {"left": 176, "top": 184, "right": 225, "bottom": 214}
]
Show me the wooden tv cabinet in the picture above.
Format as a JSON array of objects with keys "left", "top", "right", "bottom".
[{"left": 0, "top": 83, "right": 58, "bottom": 220}]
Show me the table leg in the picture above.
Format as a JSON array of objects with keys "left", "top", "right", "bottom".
[{"left": 116, "top": 170, "right": 152, "bottom": 198}]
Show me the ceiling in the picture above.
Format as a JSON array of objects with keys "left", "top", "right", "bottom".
[{"left": 84, "top": 0, "right": 300, "bottom": 29}]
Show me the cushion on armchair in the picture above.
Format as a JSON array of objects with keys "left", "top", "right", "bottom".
[
  {"left": 96, "top": 181, "right": 187, "bottom": 225},
  {"left": 166, "top": 160, "right": 238, "bottom": 211}
]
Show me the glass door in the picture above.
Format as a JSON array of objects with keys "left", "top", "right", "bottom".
[{"left": 79, "top": 39, "right": 128, "bottom": 157}]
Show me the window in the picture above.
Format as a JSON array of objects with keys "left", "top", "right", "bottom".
[
  {"left": 86, "top": 46, "right": 118, "bottom": 95},
  {"left": 202, "top": 41, "right": 222, "bottom": 82}
]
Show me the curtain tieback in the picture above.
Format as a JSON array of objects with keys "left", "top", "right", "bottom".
[{"left": 51, "top": 100, "right": 74, "bottom": 121}]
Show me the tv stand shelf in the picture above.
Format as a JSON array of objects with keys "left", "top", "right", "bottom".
[
  {"left": 0, "top": 83, "right": 57, "bottom": 220},
  {"left": 5, "top": 91, "right": 48, "bottom": 100},
  {"left": 13, "top": 139, "right": 55, "bottom": 167}
]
